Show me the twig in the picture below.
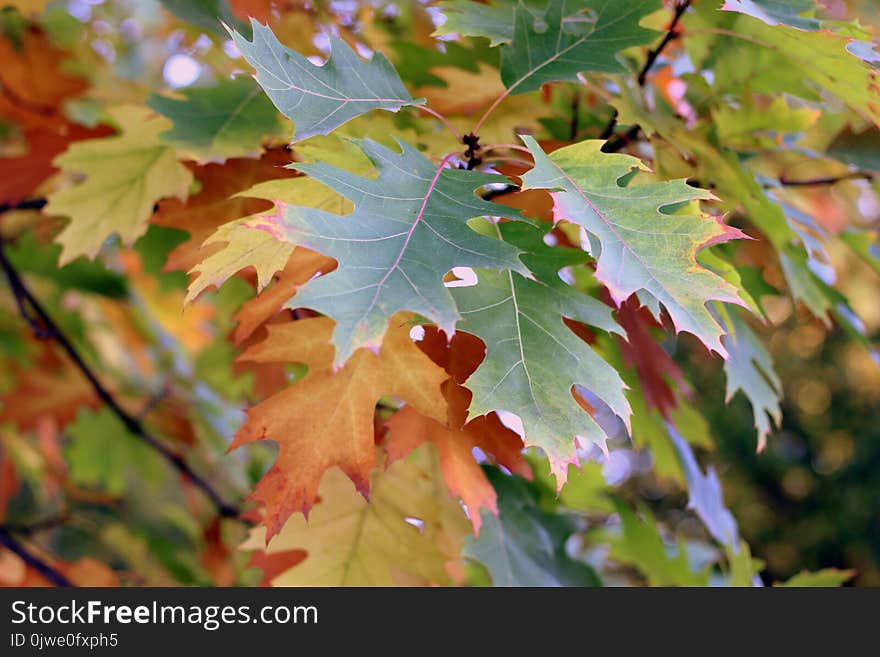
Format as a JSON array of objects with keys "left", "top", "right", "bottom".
[
  {"left": 1, "top": 514, "right": 69, "bottom": 536},
  {"left": 638, "top": 0, "right": 691, "bottom": 87},
  {"left": 0, "top": 236, "right": 240, "bottom": 518},
  {"left": 0, "top": 198, "right": 48, "bottom": 213},
  {"left": 0, "top": 526, "right": 74, "bottom": 587},
  {"left": 776, "top": 172, "right": 875, "bottom": 187},
  {"left": 597, "top": 0, "right": 691, "bottom": 146}
]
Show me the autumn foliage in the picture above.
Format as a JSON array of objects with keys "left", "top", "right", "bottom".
[{"left": 0, "top": 0, "right": 878, "bottom": 587}]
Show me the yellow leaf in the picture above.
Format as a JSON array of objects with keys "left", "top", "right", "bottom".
[
  {"left": 47, "top": 106, "right": 193, "bottom": 264},
  {"left": 243, "top": 445, "right": 470, "bottom": 586}
]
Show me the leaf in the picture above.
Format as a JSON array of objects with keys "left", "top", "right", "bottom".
[
  {"left": 0, "top": 345, "right": 99, "bottom": 431},
  {"left": 231, "top": 248, "right": 335, "bottom": 344},
  {"left": 775, "top": 568, "right": 856, "bottom": 587},
  {"left": 242, "top": 445, "right": 470, "bottom": 586},
  {"left": 232, "top": 314, "right": 449, "bottom": 539},
  {"left": 151, "top": 150, "right": 295, "bottom": 276},
  {"left": 720, "top": 312, "right": 781, "bottom": 450},
  {"left": 617, "top": 296, "right": 688, "bottom": 420},
  {"left": 451, "top": 221, "right": 630, "bottom": 485},
  {"left": 827, "top": 125, "right": 880, "bottom": 172},
  {"left": 433, "top": 0, "right": 518, "bottom": 46},
  {"left": 607, "top": 499, "right": 710, "bottom": 586},
  {"left": 229, "top": 19, "right": 421, "bottom": 142},
  {"left": 465, "top": 467, "right": 600, "bottom": 586},
  {"left": 669, "top": 428, "right": 739, "bottom": 549},
  {"left": 46, "top": 106, "right": 194, "bottom": 264},
  {"left": 500, "top": 0, "right": 660, "bottom": 96},
  {"left": 521, "top": 136, "right": 747, "bottom": 357},
  {"left": 64, "top": 409, "right": 166, "bottom": 496},
  {"left": 721, "top": 0, "right": 822, "bottom": 30},
  {"left": 261, "top": 137, "right": 529, "bottom": 366},
  {"left": 385, "top": 375, "right": 528, "bottom": 534},
  {"left": 148, "top": 78, "right": 285, "bottom": 161},
  {"left": 158, "top": 0, "right": 246, "bottom": 36},
  {"left": 688, "top": 5, "right": 880, "bottom": 127}
]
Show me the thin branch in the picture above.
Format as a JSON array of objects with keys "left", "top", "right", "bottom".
[
  {"left": 776, "top": 172, "right": 875, "bottom": 187},
  {"left": 0, "top": 198, "right": 48, "bottom": 213},
  {"left": 638, "top": 0, "right": 691, "bottom": 87},
  {"left": 0, "top": 236, "right": 240, "bottom": 518},
  {"left": 597, "top": 0, "right": 691, "bottom": 146},
  {"left": 0, "top": 527, "right": 74, "bottom": 587}
]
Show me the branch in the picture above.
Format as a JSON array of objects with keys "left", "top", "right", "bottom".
[
  {"left": 776, "top": 172, "right": 875, "bottom": 187},
  {"left": 638, "top": 0, "right": 691, "bottom": 87},
  {"left": 0, "top": 233, "right": 240, "bottom": 519},
  {"left": 0, "top": 526, "right": 74, "bottom": 587},
  {"left": 598, "top": 0, "right": 691, "bottom": 147}
]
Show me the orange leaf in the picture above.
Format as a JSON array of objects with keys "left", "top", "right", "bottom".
[
  {"left": 232, "top": 247, "right": 335, "bottom": 344},
  {"left": 232, "top": 314, "right": 448, "bottom": 539}
]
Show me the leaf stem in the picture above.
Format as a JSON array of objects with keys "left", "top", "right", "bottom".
[{"left": 418, "top": 105, "right": 463, "bottom": 142}]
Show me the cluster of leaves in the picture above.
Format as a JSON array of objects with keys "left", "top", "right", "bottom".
[{"left": 0, "top": 0, "right": 877, "bottom": 586}]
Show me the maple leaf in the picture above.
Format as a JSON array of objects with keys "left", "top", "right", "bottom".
[
  {"left": 451, "top": 221, "right": 630, "bottom": 485},
  {"left": 46, "top": 106, "right": 194, "bottom": 264},
  {"left": 228, "top": 20, "right": 421, "bottom": 141},
  {"left": 385, "top": 329, "right": 528, "bottom": 533},
  {"left": 151, "top": 151, "right": 295, "bottom": 276},
  {"left": 521, "top": 136, "right": 747, "bottom": 357},
  {"left": 259, "top": 137, "right": 530, "bottom": 366},
  {"left": 148, "top": 77, "right": 285, "bottom": 161},
  {"left": 464, "top": 467, "right": 600, "bottom": 586},
  {"left": 232, "top": 314, "right": 448, "bottom": 538},
  {"left": 500, "top": 0, "right": 660, "bottom": 96},
  {"left": 241, "top": 445, "right": 470, "bottom": 585}
]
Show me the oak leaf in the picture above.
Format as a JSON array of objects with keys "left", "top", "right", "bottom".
[{"left": 232, "top": 314, "right": 448, "bottom": 538}]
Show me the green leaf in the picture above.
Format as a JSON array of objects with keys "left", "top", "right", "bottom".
[
  {"left": 452, "top": 222, "right": 630, "bottom": 484},
  {"left": 262, "top": 138, "right": 529, "bottom": 366},
  {"left": 687, "top": 5, "right": 880, "bottom": 126},
  {"left": 776, "top": 568, "right": 856, "bottom": 587},
  {"left": 433, "top": 0, "right": 520, "bottom": 46},
  {"left": 47, "top": 105, "right": 193, "bottom": 264},
  {"left": 148, "top": 77, "right": 284, "bottom": 160},
  {"left": 607, "top": 499, "right": 710, "bottom": 586},
  {"left": 720, "top": 312, "right": 781, "bottom": 450},
  {"left": 158, "top": 0, "right": 246, "bottom": 36},
  {"left": 521, "top": 136, "right": 746, "bottom": 357},
  {"left": 500, "top": 0, "right": 659, "bottom": 96},
  {"left": 229, "top": 19, "right": 421, "bottom": 142},
  {"left": 721, "top": 0, "right": 822, "bottom": 30},
  {"left": 827, "top": 125, "right": 880, "bottom": 172},
  {"left": 6, "top": 231, "right": 127, "bottom": 298},
  {"left": 465, "top": 467, "right": 600, "bottom": 586},
  {"left": 64, "top": 409, "right": 166, "bottom": 496}
]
